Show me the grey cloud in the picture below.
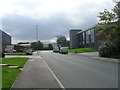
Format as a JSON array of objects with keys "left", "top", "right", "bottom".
[
  {"left": 2, "top": 8, "right": 100, "bottom": 43},
  {"left": 2, "top": 13, "right": 80, "bottom": 41}
]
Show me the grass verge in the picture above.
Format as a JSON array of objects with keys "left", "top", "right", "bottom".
[
  {"left": 68, "top": 48, "right": 96, "bottom": 53},
  {"left": 5, "top": 52, "right": 26, "bottom": 55},
  {"left": 1, "top": 57, "right": 29, "bottom": 88},
  {"left": 2, "top": 57, "right": 29, "bottom": 67},
  {"left": 2, "top": 66, "right": 21, "bottom": 88}
]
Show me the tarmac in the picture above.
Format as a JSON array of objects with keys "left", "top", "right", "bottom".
[{"left": 11, "top": 51, "right": 119, "bottom": 89}]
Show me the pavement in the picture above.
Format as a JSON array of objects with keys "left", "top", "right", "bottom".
[
  {"left": 5, "top": 55, "right": 33, "bottom": 58},
  {"left": 77, "top": 52, "right": 119, "bottom": 63},
  {"left": 12, "top": 52, "right": 62, "bottom": 88}
]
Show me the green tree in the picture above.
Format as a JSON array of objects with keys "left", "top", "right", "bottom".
[
  {"left": 97, "top": 1, "right": 120, "bottom": 58},
  {"left": 97, "top": 1, "right": 120, "bottom": 40},
  {"left": 98, "top": 9, "right": 116, "bottom": 24},
  {"left": 31, "top": 41, "right": 43, "bottom": 51},
  {"left": 113, "top": 1, "right": 120, "bottom": 21},
  {"left": 48, "top": 43, "right": 53, "bottom": 50},
  {"left": 115, "top": 1, "right": 120, "bottom": 34},
  {"left": 37, "top": 41, "right": 43, "bottom": 50},
  {"left": 113, "top": 1, "right": 120, "bottom": 39},
  {"left": 56, "top": 35, "right": 68, "bottom": 47}
]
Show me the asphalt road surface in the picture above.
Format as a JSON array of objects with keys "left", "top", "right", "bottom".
[{"left": 39, "top": 51, "right": 118, "bottom": 88}]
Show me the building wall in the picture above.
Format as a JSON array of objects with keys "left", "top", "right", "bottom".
[
  {"left": 77, "top": 32, "right": 83, "bottom": 48},
  {"left": 77, "top": 25, "right": 106, "bottom": 50},
  {"left": 70, "top": 30, "right": 82, "bottom": 49},
  {"left": 0, "top": 30, "right": 11, "bottom": 50},
  {"left": 69, "top": 25, "right": 110, "bottom": 50},
  {"left": 0, "top": 30, "right": 2, "bottom": 45},
  {"left": 0, "top": 30, "right": 2, "bottom": 52},
  {"left": 77, "top": 27, "right": 96, "bottom": 49}
]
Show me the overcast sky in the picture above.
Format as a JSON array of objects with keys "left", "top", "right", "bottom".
[{"left": 0, "top": 0, "right": 116, "bottom": 44}]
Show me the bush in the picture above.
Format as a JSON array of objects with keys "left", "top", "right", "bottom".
[{"left": 98, "top": 39, "right": 120, "bottom": 58}]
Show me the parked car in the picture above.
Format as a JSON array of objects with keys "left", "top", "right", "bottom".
[
  {"left": 59, "top": 47, "right": 68, "bottom": 54},
  {"left": 5, "top": 48, "right": 16, "bottom": 53}
]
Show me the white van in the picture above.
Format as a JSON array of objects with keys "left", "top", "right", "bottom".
[{"left": 53, "top": 46, "right": 59, "bottom": 52}]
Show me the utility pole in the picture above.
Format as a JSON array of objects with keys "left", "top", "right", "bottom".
[{"left": 36, "top": 25, "right": 38, "bottom": 55}]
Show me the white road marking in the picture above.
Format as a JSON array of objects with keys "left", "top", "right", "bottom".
[
  {"left": 39, "top": 55, "right": 65, "bottom": 89},
  {"left": 29, "top": 60, "right": 34, "bottom": 61}
]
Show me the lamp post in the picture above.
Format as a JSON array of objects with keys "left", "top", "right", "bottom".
[{"left": 36, "top": 25, "right": 38, "bottom": 55}]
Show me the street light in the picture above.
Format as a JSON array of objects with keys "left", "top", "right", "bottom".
[{"left": 36, "top": 25, "right": 38, "bottom": 55}]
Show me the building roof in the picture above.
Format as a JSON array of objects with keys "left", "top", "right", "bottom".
[
  {"left": 77, "top": 24, "right": 99, "bottom": 34},
  {"left": 70, "top": 29, "right": 82, "bottom": 32},
  {"left": 16, "top": 44, "right": 31, "bottom": 47},
  {"left": 0, "top": 30, "right": 11, "bottom": 37}
]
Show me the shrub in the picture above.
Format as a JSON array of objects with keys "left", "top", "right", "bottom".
[{"left": 98, "top": 39, "right": 120, "bottom": 58}]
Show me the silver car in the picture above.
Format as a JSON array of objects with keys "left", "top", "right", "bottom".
[{"left": 59, "top": 47, "right": 68, "bottom": 54}]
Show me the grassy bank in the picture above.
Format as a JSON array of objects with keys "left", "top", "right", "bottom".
[
  {"left": 68, "top": 48, "right": 96, "bottom": 53},
  {"left": 2, "top": 57, "right": 28, "bottom": 67},
  {"left": 1, "top": 57, "right": 29, "bottom": 88},
  {"left": 5, "top": 52, "right": 26, "bottom": 55},
  {"left": 2, "top": 66, "right": 21, "bottom": 89}
]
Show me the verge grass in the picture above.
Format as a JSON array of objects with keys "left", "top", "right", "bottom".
[
  {"left": 68, "top": 48, "right": 96, "bottom": 53},
  {"left": 5, "top": 52, "right": 26, "bottom": 55},
  {"left": 1, "top": 57, "right": 29, "bottom": 88},
  {"left": 2, "top": 57, "right": 28, "bottom": 67},
  {"left": 2, "top": 66, "right": 21, "bottom": 88}
]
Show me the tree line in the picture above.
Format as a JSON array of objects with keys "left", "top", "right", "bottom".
[{"left": 31, "top": 41, "right": 53, "bottom": 51}]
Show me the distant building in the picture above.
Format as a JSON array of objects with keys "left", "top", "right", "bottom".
[
  {"left": 43, "top": 43, "right": 49, "bottom": 48},
  {"left": 0, "top": 30, "right": 11, "bottom": 50},
  {"left": 69, "top": 25, "right": 105, "bottom": 50},
  {"left": 77, "top": 27, "right": 96, "bottom": 49},
  {"left": 14, "top": 43, "right": 31, "bottom": 52},
  {"left": 5, "top": 45, "right": 15, "bottom": 53},
  {"left": 70, "top": 30, "right": 82, "bottom": 49}
]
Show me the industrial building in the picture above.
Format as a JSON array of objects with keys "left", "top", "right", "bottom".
[
  {"left": 70, "top": 25, "right": 104, "bottom": 50},
  {"left": 0, "top": 30, "right": 11, "bottom": 50},
  {"left": 69, "top": 30, "right": 82, "bottom": 49},
  {"left": 14, "top": 43, "right": 32, "bottom": 52}
]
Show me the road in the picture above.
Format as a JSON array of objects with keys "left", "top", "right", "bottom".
[{"left": 39, "top": 51, "right": 118, "bottom": 88}]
